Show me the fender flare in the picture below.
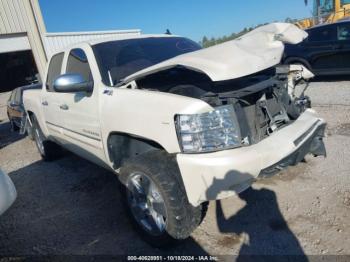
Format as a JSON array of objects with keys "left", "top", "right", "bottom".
[{"left": 107, "top": 132, "right": 166, "bottom": 169}]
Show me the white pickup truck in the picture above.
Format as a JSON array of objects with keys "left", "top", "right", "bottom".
[{"left": 23, "top": 23, "right": 326, "bottom": 246}]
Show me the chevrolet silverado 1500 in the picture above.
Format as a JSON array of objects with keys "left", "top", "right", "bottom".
[{"left": 23, "top": 23, "right": 326, "bottom": 246}]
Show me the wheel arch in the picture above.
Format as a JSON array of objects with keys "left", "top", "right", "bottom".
[
  {"left": 26, "top": 110, "right": 50, "bottom": 139},
  {"left": 107, "top": 132, "right": 167, "bottom": 169},
  {"left": 27, "top": 110, "right": 34, "bottom": 118}
]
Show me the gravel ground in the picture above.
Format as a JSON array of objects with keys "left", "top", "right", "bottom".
[{"left": 0, "top": 78, "right": 349, "bottom": 259}]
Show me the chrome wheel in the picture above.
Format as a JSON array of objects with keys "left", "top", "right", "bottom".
[{"left": 126, "top": 172, "right": 167, "bottom": 236}]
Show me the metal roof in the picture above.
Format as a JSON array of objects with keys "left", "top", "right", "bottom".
[
  {"left": 43, "top": 29, "right": 142, "bottom": 56},
  {"left": 308, "top": 19, "right": 350, "bottom": 29},
  {"left": 88, "top": 34, "right": 178, "bottom": 45}
]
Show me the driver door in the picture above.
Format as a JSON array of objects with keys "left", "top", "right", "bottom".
[
  {"left": 304, "top": 24, "right": 340, "bottom": 74},
  {"left": 58, "top": 47, "right": 106, "bottom": 164},
  {"left": 336, "top": 22, "right": 350, "bottom": 71}
]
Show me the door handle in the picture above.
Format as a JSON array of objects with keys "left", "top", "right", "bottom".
[
  {"left": 59, "top": 104, "right": 69, "bottom": 110},
  {"left": 42, "top": 101, "right": 48, "bottom": 106}
]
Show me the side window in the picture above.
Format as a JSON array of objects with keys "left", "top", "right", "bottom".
[
  {"left": 46, "top": 53, "right": 64, "bottom": 92},
  {"left": 337, "top": 23, "right": 350, "bottom": 41},
  {"left": 308, "top": 26, "right": 336, "bottom": 42},
  {"left": 66, "top": 48, "right": 92, "bottom": 82}
]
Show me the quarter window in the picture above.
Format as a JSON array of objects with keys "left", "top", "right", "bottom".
[
  {"left": 308, "top": 26, "right": 336, "bottom": 42},
  {"left": 66, "top": 48, "right": 92, "bottom": 82},
  {"left": 46, "top": 53, "right": 64, "bottom": 92},
  {"left": 337, "top": 23, "right": 350, "bottom": 41}
]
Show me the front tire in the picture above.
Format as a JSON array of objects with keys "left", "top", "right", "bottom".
[
  {"left": 31, "top": 115, "right": 62, "bottom": 161},
  {"left": 119, "top": 151, "right": 205, "bottom": 247}
]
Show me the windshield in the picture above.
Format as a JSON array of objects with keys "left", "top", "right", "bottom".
[
  {"left": 313, "top": 0, "right": 334, "bottom": 16},
  {"left": 93, "top": 37, "right": 201, "bottom": 86}
]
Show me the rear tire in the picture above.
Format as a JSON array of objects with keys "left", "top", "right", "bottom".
[
  {"left": 31, "top": 115, "right": 63, "bottom": 161},
  {"left": 119, "top": 150, "right": 205, "bottom": 247}
]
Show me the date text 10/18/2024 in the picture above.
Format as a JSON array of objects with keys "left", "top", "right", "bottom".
[{"left": 127, "top": 256, "right": 219, "bottom": 261}]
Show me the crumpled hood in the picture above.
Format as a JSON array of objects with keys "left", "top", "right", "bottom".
[{"left": 123, "top": 23, "right": 308, "bottom": 83}]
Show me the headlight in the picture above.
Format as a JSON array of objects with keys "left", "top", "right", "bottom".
[{"left": 176, "top": 105, "right": 241, "bottom": 153}]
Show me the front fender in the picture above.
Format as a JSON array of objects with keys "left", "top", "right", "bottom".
[{"left": 100, "top": 88, "right": 213, "bottom": 164}]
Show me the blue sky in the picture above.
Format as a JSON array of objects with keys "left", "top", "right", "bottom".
[{"left": 39, "top": 0, "right": 312, "bottom": 41}]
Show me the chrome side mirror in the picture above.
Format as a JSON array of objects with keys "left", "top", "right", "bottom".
[{"left": 53, "top": 74, "right": 93, "bottom": 93}]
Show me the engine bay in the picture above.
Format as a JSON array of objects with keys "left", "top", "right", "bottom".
[{"left": 134, "top": 65, "right": 312, "bottom": 145}]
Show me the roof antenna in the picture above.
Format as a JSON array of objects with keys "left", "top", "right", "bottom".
[{"left": 165, "top": 29, "right": 172, "bottom": 35}]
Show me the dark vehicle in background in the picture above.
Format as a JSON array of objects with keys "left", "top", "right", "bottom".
[
  {"left": 7, "top": 83, "right": 41, "bottom": 131},
  {"left": 283, "top": 20, "right": 350, "bottom": 76}
]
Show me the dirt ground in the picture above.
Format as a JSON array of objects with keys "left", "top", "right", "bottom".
[{"left": 0, "top": 78, "right": 349, "bottom": 259}]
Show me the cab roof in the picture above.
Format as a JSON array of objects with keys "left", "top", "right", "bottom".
[
  {"left": 88, "top": 34, "right": 179, "bottom": 45},
  {"left": 309, "top": 19, "right": 350, "bottom": 30}
]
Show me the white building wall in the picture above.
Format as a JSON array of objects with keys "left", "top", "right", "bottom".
[
  {"left": 0, "top": 0, "right": 27, "bottom": 33},
  {"left": 0, "top": 33, "right": 31, "bottom": 53},
  {"left": 0, "top": 0, "right": 47, "bottom": 78},
  {"left": 1, "top": 0, "right": 142, "bottom": 78}
]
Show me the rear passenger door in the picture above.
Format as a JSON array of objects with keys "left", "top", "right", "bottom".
[
  {"left": 336, "top": 22, "right": 350, "bottom": 71},
  {"left": 304, "top": 24, "right": 340, "bottom": 73},
  {"left": 42, "top": 52, "right": 66, "bottom": 140}
]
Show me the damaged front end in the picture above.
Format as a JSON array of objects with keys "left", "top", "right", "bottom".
[
  {"left": 121, "top": 23, "right": 324, "bottom": 147},
  {"left": 135, "top": 63, "right": 325, "bottom": 150},
  {"left": 260, "top": 121, "right": 326, "bottom": 177},
  {"left": 197, "top": 64, "right": 316, "bottom": 146},
  {"left": 112, "top": 24, "right": 328, "bottom": 205},
  {"left": 132, "top": 64, "right": 326, "bottom": 185},
  {"left": 121, "top": 23, "right": 326, "bottom": 183}
]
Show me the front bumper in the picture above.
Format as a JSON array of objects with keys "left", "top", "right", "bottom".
[
  {"left": 0, "top": 169, "right": 17, "bottom": 216},
  {"left": 176, "top": 109, "right": 326, "bottom": 207}
]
